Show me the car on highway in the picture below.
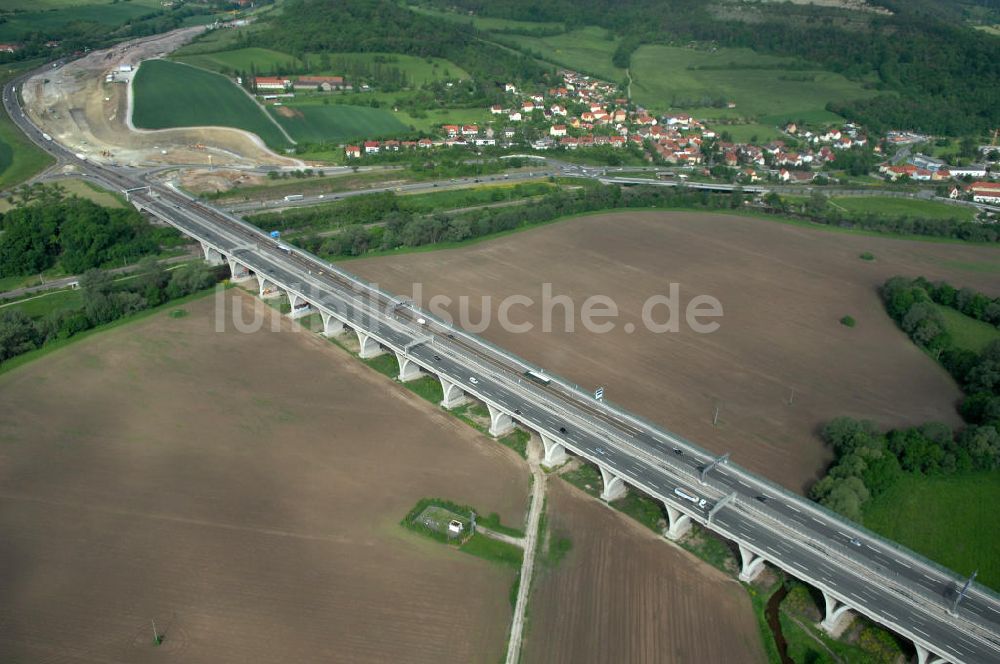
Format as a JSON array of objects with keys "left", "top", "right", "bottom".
[
  {"left": 559, "top": 426, "right": 567, "bottom": 434},
  {"left": 672, "top": 447, "right": 683, "bottom": 455},
  {"left": 849, "top": 537, "right": 862, "bottom": 547},
  {"left": 595, "top": 446, "right": 606, "bottom": 455},
  {"left": 432, "top": 354, "right": 441, "bottom": 361},
  {"left": 755, "top": 495, "right": 768, "bottom": 503},
  {"left": 468, "top": 377, "right": 479, "bottom": 385}
]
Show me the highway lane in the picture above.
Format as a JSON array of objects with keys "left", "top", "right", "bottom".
[{"left": 6, "top": 72, "right": 1000, "bottom": 663}]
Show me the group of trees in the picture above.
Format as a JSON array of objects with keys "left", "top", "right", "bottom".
[
  {"left": 811, "top": 276, "right": 1000, "bottom": 521},
  {"left": 283, "top": 183, "right": 747, "bottom": 258},
  {"left": 254, "top": 0, "right": 548, "bottom": 86},
  {"left": 0, "top": 186, "right": 178, "bottom": 278},
  {"left": 0, "top": 261, "right": 220, "bottom": 364},
  {"left": 763, "top": 192, "right": 998, "bottom": 243},
  {"left": 811, "top": 416, "right": 999, "bottom": 521},
  {"left": 882, "top": 276, "right": 1000, "bottom": 426}
]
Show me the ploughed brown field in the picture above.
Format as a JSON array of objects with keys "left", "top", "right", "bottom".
[
  {"left": 0, "top": 291, "right": 530, "bottom": 663},
  {"left": 350, "top": 211, "right": 1000, "bottom": 492},
  {"left": 524, "top": 480, "right": 766, "bottom": 664}
]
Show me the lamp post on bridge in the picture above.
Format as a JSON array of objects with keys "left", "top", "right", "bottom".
[
  {"left": 950, "top": 570, "right": 978, "bottom": 615},
  {"left": 700, "top": 452, "right": 730, "bottom": 485}
]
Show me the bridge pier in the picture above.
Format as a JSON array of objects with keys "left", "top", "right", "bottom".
[
  {"left": 439, "top": 377, "right": 468, "bottom": 409},
  {"left": 598, "top": 465, "right": 627, "bottom": 502},
  {"left": 737, "top": 543, "right": 766, "bottom": 582},
  {"left": 228, "top": 259, "right": 252, "bottom": 282},
  {"left": 321, "top": 312, "right": 345, "bottom": 337},
  {"left": 663, "top": 503, "right": 692, "bottom": 540},
  {"left": 487, "top": 403, "right": 514, "bottom": 437},
  {"left": 820, "top": 590, "right": 854, "bottom": 637},
  {"left": 356, "top": 330, "right": 385, "bottom": 359},
  {"left": 540, "top": 433, "right": 568, "bottom": 467},
  {"left": 287, "top": 292, "right": 312, "bottom": 319},
  {"left": 257, "top": 276, "right": 282, "bottom": 299},
  {"left": 201, "top": 241, "right": 225, "bottom": 266},
  {"left": 394, "top": 351, "right": 423, "bottom": 382},
  {"left": 914, "top": 643, "right": 950, "bottom": 664}
]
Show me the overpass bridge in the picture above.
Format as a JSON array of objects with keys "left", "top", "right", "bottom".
[{"left": 6, "top": 71, "right": 1000, "bottom": 664}]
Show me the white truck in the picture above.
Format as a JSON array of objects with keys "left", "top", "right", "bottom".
[{"left": 674, "top": 487, "right": 708, "bottom": 509}]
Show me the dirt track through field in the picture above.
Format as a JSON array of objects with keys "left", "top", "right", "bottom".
[
  {"left": 0, "top": 291, "right": 529, "bottom": 663},
  {"left": 523, "top": 481, "right": 766, "bottom": 663},
  {"left": 350, "top": 211, "right": 1000, "bottom": 492}
]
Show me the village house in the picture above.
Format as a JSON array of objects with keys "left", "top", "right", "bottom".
[
  {"left": 550, "top": 104, "right": 567, "bottom": 116},
  {"left": 461, "top": 124, "right": 479, "bottom": 137},
  {"left": 294, "top": 75, "right": 346, "bottom": 91},
  {"left": 951, "top": 164, "right": 989, "bottom": 179},
  {"left": 508, "top": 111, "right": 522, "bottom": 122},
  {"left": 490, "top": 105, "right": 504, "bottom": 115},
  {"left": 254, "top": 76, "right": 291, "bottom": 91},
  {"left": 345, "top": 145, "right": 361, "bottom": 159},
  {"left": 442, "top": 124, "right": 460, "bottom": 138},
  {"left": 550, "top": 124, "right": 567, "bottom": 137},
  {"left": 968, "top": 181, "right": 1000, "bottom": 204},
  {"left": 363, "top": 140, "right": 380, "bottom": 154}
]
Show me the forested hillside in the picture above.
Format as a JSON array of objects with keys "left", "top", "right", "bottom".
[
  {"left": 416, "top": 0, "right": 1000, "bottom": 135},
  {"left": 253, "top": 0, "right": 547, "bottom": 84}
]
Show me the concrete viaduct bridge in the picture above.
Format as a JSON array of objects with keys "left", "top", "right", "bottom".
[
  {"left": 7, "top": 55, "right": 995, "bottom": 659},
  {"left": 120, "top": 181, "right": 1000, "bottom": 664}
]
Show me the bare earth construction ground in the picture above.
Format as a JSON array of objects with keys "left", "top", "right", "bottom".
[
  {"left": 524, "top": 480, "right": 765, "bottom": 664},
  {"left": 350, "top": 211, "right": 1000, "bottom": 492},
  {"left": 0, "top": 291, "right": 529, "bottom": 663}
]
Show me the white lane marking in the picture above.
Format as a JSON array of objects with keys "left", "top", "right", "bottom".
[
  {"left": 786, "top": 504, "right": 801, "bottom": 513},
  {"left": 913, "top": 627, "right": 929, "bottom": 637}
]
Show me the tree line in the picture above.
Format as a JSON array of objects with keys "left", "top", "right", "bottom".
[
  {"left": 285, "top": 183, "right": 746, "bottom": 258},
  {"left": 765, "top": 192, "right": 998, "bottom": 244},
  {"left": 252, "top": 0, "right": 549, "bottom": 86},
  {"left": 882, "top": 276, "right": 1000, "bottom": 426},
  {"left": 810, "top": 277, "right": 1000, "bottom": 521},
  {"left": 0, "top": 260, "right": 221, "bottom": 364},
  {"left": 0, "top": 185, "right": 181, "bottom": 278}
]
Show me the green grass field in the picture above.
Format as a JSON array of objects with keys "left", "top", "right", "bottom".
[
  {"left": 173, "top": 47, "right": 303, "bottom": 76},
  {"left": 268, "top": 102, "right": 408, "bottom": 144},
  {"left": 934, "top": 305, "right": 1000, "bottom": 353},
  {"left": 499, "top": 27, "right": 625, "bottom": 81},
  {"left": 132, "top": 59, "right": 290, "bottom": 149},
  {"left": 0, "top": 0, "right": 163, "bottom": 40},
  {"left": 862, "top": 471, "right": 1000, "bottom": 590},
  {"left": 56, "top": 178, "right": 126, "bottom": 209},
  {"left": 0, "top": 59, "right": 55, "bottom": 190},
  {"left": 630, "top": 45, "right": 879, "bottom": 126},
  {"left": 0, "top": 288, "right": 83, "bottom": 319},
  {"left": 304, "top": 52, "right": 470, "bottom": 85},
  {"left": 410, "top": 6, "right": 565, "bottom": 33},
  {"left": 831, "top": 196, "right": 977, "bottom": 221}
]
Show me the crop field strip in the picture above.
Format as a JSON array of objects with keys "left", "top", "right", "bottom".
[{"left": 131, "top": 59, "right": 291, "bottom": 149}]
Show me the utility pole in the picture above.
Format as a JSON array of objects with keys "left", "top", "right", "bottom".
[
  {"left": 787, "top": 388, "right": 795, "bottom": 406},
  {"left": 151, "top": 619, "right": 162, "bottom": 646},
  {"left": 712, "top": 402, "right": 721, "bottom": 426}
]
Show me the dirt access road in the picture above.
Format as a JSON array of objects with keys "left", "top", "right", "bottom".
[
  {"left": 350, "top": 211, "right": 1000, "bottom": 492},
  {"left": 0, "top": 290, "right": 529, "bottom": 663},
  {"left": 21, "top": 27, "right": 299, "bottom": 169}
]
